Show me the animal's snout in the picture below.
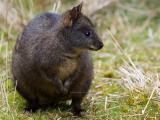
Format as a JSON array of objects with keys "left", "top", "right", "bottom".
[
  {"left": 89, "top": 41, "right": 103, "bottom": 51},
  {"left": 97, "top": 41, "right": 103, "bottom": 50},
  {"left": 94, "top": 41, "right": 103, "bottom": 50}
]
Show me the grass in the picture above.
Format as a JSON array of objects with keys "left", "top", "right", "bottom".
[{"left": 1, "top": 0, "right": 160, "bottom": 119}]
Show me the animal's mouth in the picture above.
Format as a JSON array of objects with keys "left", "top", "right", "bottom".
[
  {"left": 88, "top": 45, "right": 98, "bottom": 51},
  {"left": 88, "top": 43, "right": 103, "bottom": 51}
]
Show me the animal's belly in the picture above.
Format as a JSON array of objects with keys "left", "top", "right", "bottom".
[{"left": 58, "top": 59, "right": 77, "bottom": 81}]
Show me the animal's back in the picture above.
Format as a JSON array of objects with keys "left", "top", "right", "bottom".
[
  {"left": 12, "top": 12, "right": 62, "bottom": 104},
  {"left": 13, "top": 12, "right": 61, "bottom": 67},
  {"left": 26, "top": 12, "right": 60, "bottom": 33},
  {"left": 16, "top": 12, "right": 60, "bottom": 51}
]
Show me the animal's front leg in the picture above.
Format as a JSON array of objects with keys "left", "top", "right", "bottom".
[
  {"left": 63, "top": 70, "right": 80, "bottom": 94},
  {"left": 51, "top": 76, "right": 66, "bottom": 94},
  {"left": 63, "top": 79, "right": 71, "bottom": 93},
  {"left": 71, "top": 97, "right": 85, "bottom": 117},
  {"left": 41, "top": 70, "right": 67, "bottom": 94}
]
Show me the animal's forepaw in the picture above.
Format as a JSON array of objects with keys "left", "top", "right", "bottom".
[
  {"left": 62, "top": 87, "right": 68, "bottom": 94},
  {"left": 72, "top": 108, "right": 85, "bottom": 117}
]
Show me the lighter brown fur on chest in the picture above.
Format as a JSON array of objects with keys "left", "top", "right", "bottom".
[{"left": 58, "top": 58, "right": 78, "bottom": 81}]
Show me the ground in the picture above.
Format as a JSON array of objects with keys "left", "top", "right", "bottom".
[{"left": 0, "top": 0, "right": 160, "bottom": 119}]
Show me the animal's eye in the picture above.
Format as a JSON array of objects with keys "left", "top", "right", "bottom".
[{"left": 84, "top": 31, "right": 91, "bottom": 37}]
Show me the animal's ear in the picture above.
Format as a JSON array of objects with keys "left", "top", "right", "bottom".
[{"left": 63, "top": 2, "right": 83, "bottom": 27}]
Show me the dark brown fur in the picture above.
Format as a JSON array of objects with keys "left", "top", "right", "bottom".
[{"left": 12, "top": 3, "right": 103, "bottom": 117}]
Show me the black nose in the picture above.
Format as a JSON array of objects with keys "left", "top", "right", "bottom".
[{"left": 98, "top": 42, "right": 103, "bottom": 50}]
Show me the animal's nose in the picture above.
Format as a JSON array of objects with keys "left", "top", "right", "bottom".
[
  {"left": 98, "top": 42, "right": 103, "bottom": 49},
  {"left": 96, "top": 41, "right": 103, "bottom": 50}
]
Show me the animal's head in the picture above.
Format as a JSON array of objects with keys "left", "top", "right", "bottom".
[{"left": 59, "top": 3, "right": 103, "bottom": 52}]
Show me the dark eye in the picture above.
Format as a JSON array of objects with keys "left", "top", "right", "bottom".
[{"left": 84, "top": 31, "right": 91, "bottom": 37}]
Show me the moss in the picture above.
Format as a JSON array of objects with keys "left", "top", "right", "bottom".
[{"left": 1, "top": 0, "right": 160, "bottom": 119}]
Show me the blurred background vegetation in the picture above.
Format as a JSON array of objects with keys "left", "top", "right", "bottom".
[{"left": 0, "top": 0, "right": 160, "bottom": 119}]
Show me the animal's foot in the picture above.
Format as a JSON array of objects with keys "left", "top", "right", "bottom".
[
  {"left": 24, "top": 104, "right": 38, "bottom": 113},
  {"left": 72, "top": 108, "right": 85, "bottom": 117}
]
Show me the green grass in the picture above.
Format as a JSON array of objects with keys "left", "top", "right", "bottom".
[{"left": 1, "top": 0, "right": 160, "bottom": 119}]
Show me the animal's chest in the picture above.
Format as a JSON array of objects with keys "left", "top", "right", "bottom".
[{"left": 58, "top": 59, "right": 78, "bottom": 81}]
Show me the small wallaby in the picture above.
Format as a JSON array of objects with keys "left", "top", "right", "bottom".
[{"left": 12, "top": 3, "right": 103, "bottom": 117}]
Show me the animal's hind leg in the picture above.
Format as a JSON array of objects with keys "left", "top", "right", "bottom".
[
  {"left": 16, "top": 84, "right": 39, "bottom": 112},
  {"left": 24, "top": 100, "right": 40, "bottom": 113}
]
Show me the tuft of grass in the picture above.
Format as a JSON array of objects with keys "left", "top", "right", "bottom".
[
  {"left": 1, "top": 0, "right": 160, "bottom": 119},
  {"left": 50, "top": 0, "right": 61, "bottom": 13}
]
